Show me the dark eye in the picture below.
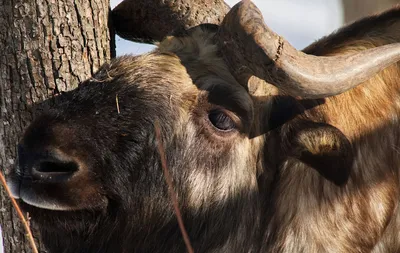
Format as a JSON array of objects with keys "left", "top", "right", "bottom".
[{"left": 208, "top": 110, "right": 236, "bottom": 131}]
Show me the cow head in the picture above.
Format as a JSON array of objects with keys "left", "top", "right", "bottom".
[{"left": 7, "top": 1, "right": 400, "bottom": 252}]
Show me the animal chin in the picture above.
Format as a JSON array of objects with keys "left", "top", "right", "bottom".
[
  {"left": 19, "top": 192, "right": 75, "bottom": 211},
  {"left": 18, "top": 185, "right": 81, "bottom": 211},
  {"left": 19, "top": 191, "right": 109, "bottom": 213},
  {"left": 8, "top": 178, "right": 104, "bottom": 212},
  {"left": 18, "top": 185, "right": 109, "bottom": 212},
  {"left": 6, "top": 173, "right": 21, "bottom": 200},
  {"left": 6, "top": 172, "right": 74, "bottom": 211}
]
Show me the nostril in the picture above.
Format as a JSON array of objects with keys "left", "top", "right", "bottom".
[
  {"left": 32, "top": 159, "right": 79, "bottom": 183},
  {"left": 37, "top": 161, "right": 79, "bottom": 174}
]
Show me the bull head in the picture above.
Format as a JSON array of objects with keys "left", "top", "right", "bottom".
[{"left": 6, "top": 1, "right": 400, "bottom": 252}]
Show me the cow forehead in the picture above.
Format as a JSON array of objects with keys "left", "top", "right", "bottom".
[
  {"left": 91, "top": 29, "right": 250, "bottom": 104},
  {"left": 157, "top": 25, "right": 244, "bottom": 91},
  {"left": 94, "top": 53, "right": 194, "bottom": 91},
  {"left": 84, "top": 26, "right": 255, "bottom": 126}
]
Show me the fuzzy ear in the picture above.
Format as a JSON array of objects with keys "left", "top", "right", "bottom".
[{"left": 283, "top": 120, "right": 353, "bottom": 185}]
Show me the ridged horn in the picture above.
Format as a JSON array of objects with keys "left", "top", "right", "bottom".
[{"left": 217, "top": 0, "right": 400, "bottom": 98}]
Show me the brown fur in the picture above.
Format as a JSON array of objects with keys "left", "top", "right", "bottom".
[
  {"left": 156, "top": 5, "right": 400, "bottom": 252},
  {"left": 262, "top": 6, "right": 400, "bottom": 252},
  {"left": 9, "top": 5, "right": 400, "bottom": 253}
]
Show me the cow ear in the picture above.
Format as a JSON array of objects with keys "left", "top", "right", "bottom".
[{"left": 284, "top": 120, "right": 353, "bottom": 186}]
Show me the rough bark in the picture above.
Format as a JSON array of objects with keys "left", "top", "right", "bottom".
[
  {"left": 343, "top": 0, "right": 399, "bottom": 24},
  {"left": 0, "top": 0, "right": 112, "bottom": 252},
  {"left": 112, "top": 0, "right": 230, "bottom": 43}
]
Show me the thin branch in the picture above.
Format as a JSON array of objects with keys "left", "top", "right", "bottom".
[
  {"left": 154, "top": 121, "right": 194, "bottom": 253},
  {"left": 116, "top": 94, "right": 120, "bottom": 114},
  {"left": 0, "top": 171, "right": 39, "bottom": 253}
]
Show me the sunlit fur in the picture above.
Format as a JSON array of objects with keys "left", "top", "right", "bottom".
[
  {"left": 262, "top": 5, "right": 400, "bottom": 253},
  {"left": 10, "top": 5, "right": 400, "bottom": 253}
]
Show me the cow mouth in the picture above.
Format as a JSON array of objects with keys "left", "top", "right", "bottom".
[{"left": 6, "top": 170, "right": 108, "bottom": 212}]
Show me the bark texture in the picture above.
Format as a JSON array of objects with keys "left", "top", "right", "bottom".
[
  {"left": 343, "top": 0, "right": 399, "bottom": 24},
  {"left": 0, "top": 0, "right": 112, "bottom": 252},
  {"left": 112, "top": 0, "right": 230, "bottom": 43}
]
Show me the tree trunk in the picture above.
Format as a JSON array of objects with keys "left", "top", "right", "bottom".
[
  {"left": 0, "top": 0, "right": 113, "bottom": 252},
  {"left": 343, "top": 0, "right": 399, "bottom": 24}
]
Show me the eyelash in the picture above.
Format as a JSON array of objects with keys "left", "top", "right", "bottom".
[{"left": 207, "top": 109, "right": 237, "bottom": 132}]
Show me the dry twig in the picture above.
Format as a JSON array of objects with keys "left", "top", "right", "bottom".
[
  {"left": 116, "top": 94, "right": 121, "bottom": 114},
  {"left": 154, "top": 121, "right": 194, "bottom": 253},
  {"left": 0, "top": 171, "right": 39, "bottom": 253}
]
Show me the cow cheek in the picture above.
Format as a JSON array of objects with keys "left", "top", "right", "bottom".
[{"left": 185, "top": 137, "right": 260, "bottom": 211}]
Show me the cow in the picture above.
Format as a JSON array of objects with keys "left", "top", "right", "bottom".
[{"left": 6, "top": 1, "right": 400, "bottom": 252}]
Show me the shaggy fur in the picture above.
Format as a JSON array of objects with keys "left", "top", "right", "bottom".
[{"left": 8, "top": 5, "right": 400, "bottom": 253}]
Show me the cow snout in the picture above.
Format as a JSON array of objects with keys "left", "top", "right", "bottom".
[
  {"left": 7, "top": 142, "right": 106, "bottom": 211},
  {"left": 26, "top": 150, "right": 79, "bottom": 184},
  {"left": 15, "top": 143, "right": 80, "bottom": 183}
]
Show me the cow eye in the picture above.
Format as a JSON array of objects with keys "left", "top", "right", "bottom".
[{"left": 208, "top": 110, "right": 236, "bottom": 131}]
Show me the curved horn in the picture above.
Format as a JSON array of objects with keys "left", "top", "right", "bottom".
[
  {"left": 217, "top": 0, "right": 400, "bottom": 99},
  {"left": 112, "top": 0, "right": 230, "bottom": 43}
]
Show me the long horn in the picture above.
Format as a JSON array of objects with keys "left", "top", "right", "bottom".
[{"left": 217, "top": 0, "right": 400, "bottom": 99}]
